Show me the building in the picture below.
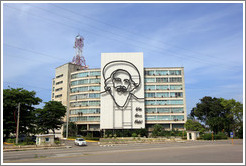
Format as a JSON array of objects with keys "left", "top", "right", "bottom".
[{"left": 51, "top": 52, "right": 187, "bottom": 138}]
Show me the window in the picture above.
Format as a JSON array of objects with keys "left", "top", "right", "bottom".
[
  {"left": 156, "top": 85, "right": 169, "bottom": 90},
  {"left": 56, "top": 74, "right": 63, "bottom": 78},
  {"left": 55, "top": 94, "right": 62, "bottom": 98},
  {"left": 146, "top": 115, "right": 157, "bottom": 120},
  {"left": 145, "top": 100, "right": 155, "bottom": 105},
  {"left": 89, "top": 101, "right": 100, "bottom": 106},
  {"left": 169, "top": 70, "right": 181, "bottom": 75},
  {"left": 169, "top": 100, "right": 183, "bottom": 105},
  {"left": 157, "top": 115, "right": 171, "bottom": 120},
  {"left": 88, "top": 86, "right": 100, "bottom": 91},
  {"left": 170, "top": 92, "right": 183, "bottom": 98},
  {"left": 169, "top": 77, "right": 182, "bottom": 83},
  {"left": 156, "top": 100, "right": 167, "bottom": 105},
  {"left": 171, "top": 107, "right": 184, "bottom": 113},
  {"left": 157, "top": 108, "right": 170, "bottom": 113},
  {"left": 53, "top": 80, "right": 55, "bottom": 85},
  {"left": 170, "top": 85, "right": 182, "bottom": 90},
  {"left": 52, "top": 87, "right": 55, "bottom": 92},
  {"left": 145, "top": 108, "right": 156, "bottom": 113},
  {"left": 145, "top": 93, "right": 155, "bottom": 98},
  {"left": 156, "top": 78, "right": 168, "bottom": 83},
  {"left": 156, "top": 92, "right": 169, "bottom": 98},
  {"left": 78, "top": 79, "right": 89, "bottom": 84},
  {"left": 89, "top": 93, "right": 100, "bottom": 98},
  {"left": 156, "top": 70, "right": 168, "bottom": 76},
  {"left": 55, "top": 88, "right": 63, "bottom": 92},
  {"left": 89, "top": 79, "right": 100, "bottom": 84},
  {"left": 145, "top": 85, "right": 155, "bottom": 90},
  {"left": 90, "top": 71, "right": 101, "bottom": 76},
  {"left": 144, "top": 70, "right": 155, "bottom": 76},
  {"left": 171, "top": 115, "right": 184, "bottom": 121},
  {"left": 144, "top": 78, "right": 155, "bottom": 83},
  {"left": 71, "top": 86, "right": 88, "bottom": 93},
  {"left": 56, "top": 81, "right": 63, "bottom": 85},
  {"left": 69, "top": 116, "right": 100, "bottom": 122},
  {"left": 70, "top": 108, "right": 100, "bottom": 115}
]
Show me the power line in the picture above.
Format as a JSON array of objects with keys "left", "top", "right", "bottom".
[
  {"left": 25, "top": 4, "right": 242, "bottom": 71},
  {"left": 3, "top": 81, "right": 52, "bottom": 92},
  {"left": 4, "top": 43, "right": 68, "bottom": 61},
  {"left": 4, "top": 4, "right": 241, "bottom": 72},
  {"left": 50, "top": 3, "right": 241, "bottom": 67}
]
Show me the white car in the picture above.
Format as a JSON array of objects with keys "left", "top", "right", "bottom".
[{"left": 74, "top": 138, "right": 87, "bottom": 146}]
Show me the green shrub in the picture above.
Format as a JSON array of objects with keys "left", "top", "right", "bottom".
[
  {"left": 132, "top": 133, "right": 137, "bottom": 137},
  {"left": 202, "top": 133, "right": 212, "bottom": 140},
  {"left": 6, "top": 138, "right": 15, "bottom": 143},
  {"left": 214, "top": 132, "right": 227, "bottom": 140}
]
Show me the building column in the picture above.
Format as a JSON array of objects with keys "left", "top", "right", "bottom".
[{"left": 170, "top": 123, "right": 173, "bottom": 130}]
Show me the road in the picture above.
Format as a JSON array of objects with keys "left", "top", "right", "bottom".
[{"left": 3, "top": 139, "right": 243, "bottom": 163}]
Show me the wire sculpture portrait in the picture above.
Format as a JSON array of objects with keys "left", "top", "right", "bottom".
[{"left": 101, "top": 60, "right": 143, "bottom": 108}]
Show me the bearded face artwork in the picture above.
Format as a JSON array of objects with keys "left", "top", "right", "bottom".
[{"left": 102, "top": 61, "right": 141, "bottom": 109}]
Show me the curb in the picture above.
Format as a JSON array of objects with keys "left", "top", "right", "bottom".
[
  {"left": 66, "top": 139, "right": 99, "bottom": 142},
  {"left": 3, "top": 146, "right": 72, "bottom": 152}
]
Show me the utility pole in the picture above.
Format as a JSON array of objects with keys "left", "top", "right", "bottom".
[
  {"left": 66, "top": 67, "right": 71, "bottom": 139},
  {"left": 16, "top": 103, "right": 20, "bottom": 144}
]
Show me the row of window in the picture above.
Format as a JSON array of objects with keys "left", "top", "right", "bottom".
[
  {"left": 71, "top": 79, "right": 100, "bottom": 86},
  {"left": 70, "top": 107, "right": 184, "bottom": 114},
  {"left": 146, "top": 107, "right": 184, "bottom": 113},
  {"left": 69, "top": 115, "right": 184, "bottom": 122},
  {"left": 145, "top": 85, "right": 182, "bottom": 90},
  {"left": 71, "top": 71, "right": 101, "bottom": 79},
  {"left": 70, "top": 70, "right": 181, "bottom": 79},
  {"left": 69, "top": 116, "right": 100, "bottom": 122},
  {"left": 145, "top": 100, "right": 183, "bottom": 105},
  {"left": 71, "top": 86, "right": 100, "bottom": 93},
  {"left": 70, "top": 108, "right": 100, "bottom": 115},
  {"left": 71, "top": 77, "right": 181, "bottom": 86},
  {"left": 70, "top": 93, "right": 100, "bottom": 100},
  {"left": 145, "top": 92, "right": 183, "bottom": 98},
  {"left": 145, "top": 77, "right": 182, "bottom": 83},
  {"left": 70, "top": 101, "right": 100, "bottom": 107},
  {"left": 146, "top": 115, "right": 184, "bottom": 121},
  {"left": 145, "top": 70, "right": 181, "bottom": 76}
]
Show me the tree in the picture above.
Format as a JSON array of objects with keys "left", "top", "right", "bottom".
[
  {"left": 184, "top": 120, "right": 205, "bottom": 133},
  {"left": 152, "top": 124, "right": 163, "bottom": 137},
  {"left": 35, "top": 101, "right": 66, "bottom": 134},
  {"left": 221, "top": 98, "right": 243, "bottom": 137},
  {"left": 3, "top": 88, "right": 42, "bottom": 139},
  {"left": 190, "top": 96, "right": 243, "bottom": 135}
]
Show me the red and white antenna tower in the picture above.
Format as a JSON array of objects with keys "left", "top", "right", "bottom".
[{"left": 72, "top": 34, "right": 88, "bottom": 69}]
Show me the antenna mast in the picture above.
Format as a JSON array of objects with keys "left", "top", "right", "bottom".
[{"left": 72, "top": 34, "right": 88, "bottom": 69}]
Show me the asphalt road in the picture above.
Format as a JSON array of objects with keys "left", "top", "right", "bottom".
[{"left": 3, "top": 139, "right": 243, "bottom": 163}]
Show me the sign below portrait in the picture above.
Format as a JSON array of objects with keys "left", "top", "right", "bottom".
[{"left": 100, "top": 52, "right": 145, "bottom": 129}]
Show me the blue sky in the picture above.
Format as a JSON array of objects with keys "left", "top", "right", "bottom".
[{"left": 2, "top": 2, "right": 244, "bottom": 114}]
